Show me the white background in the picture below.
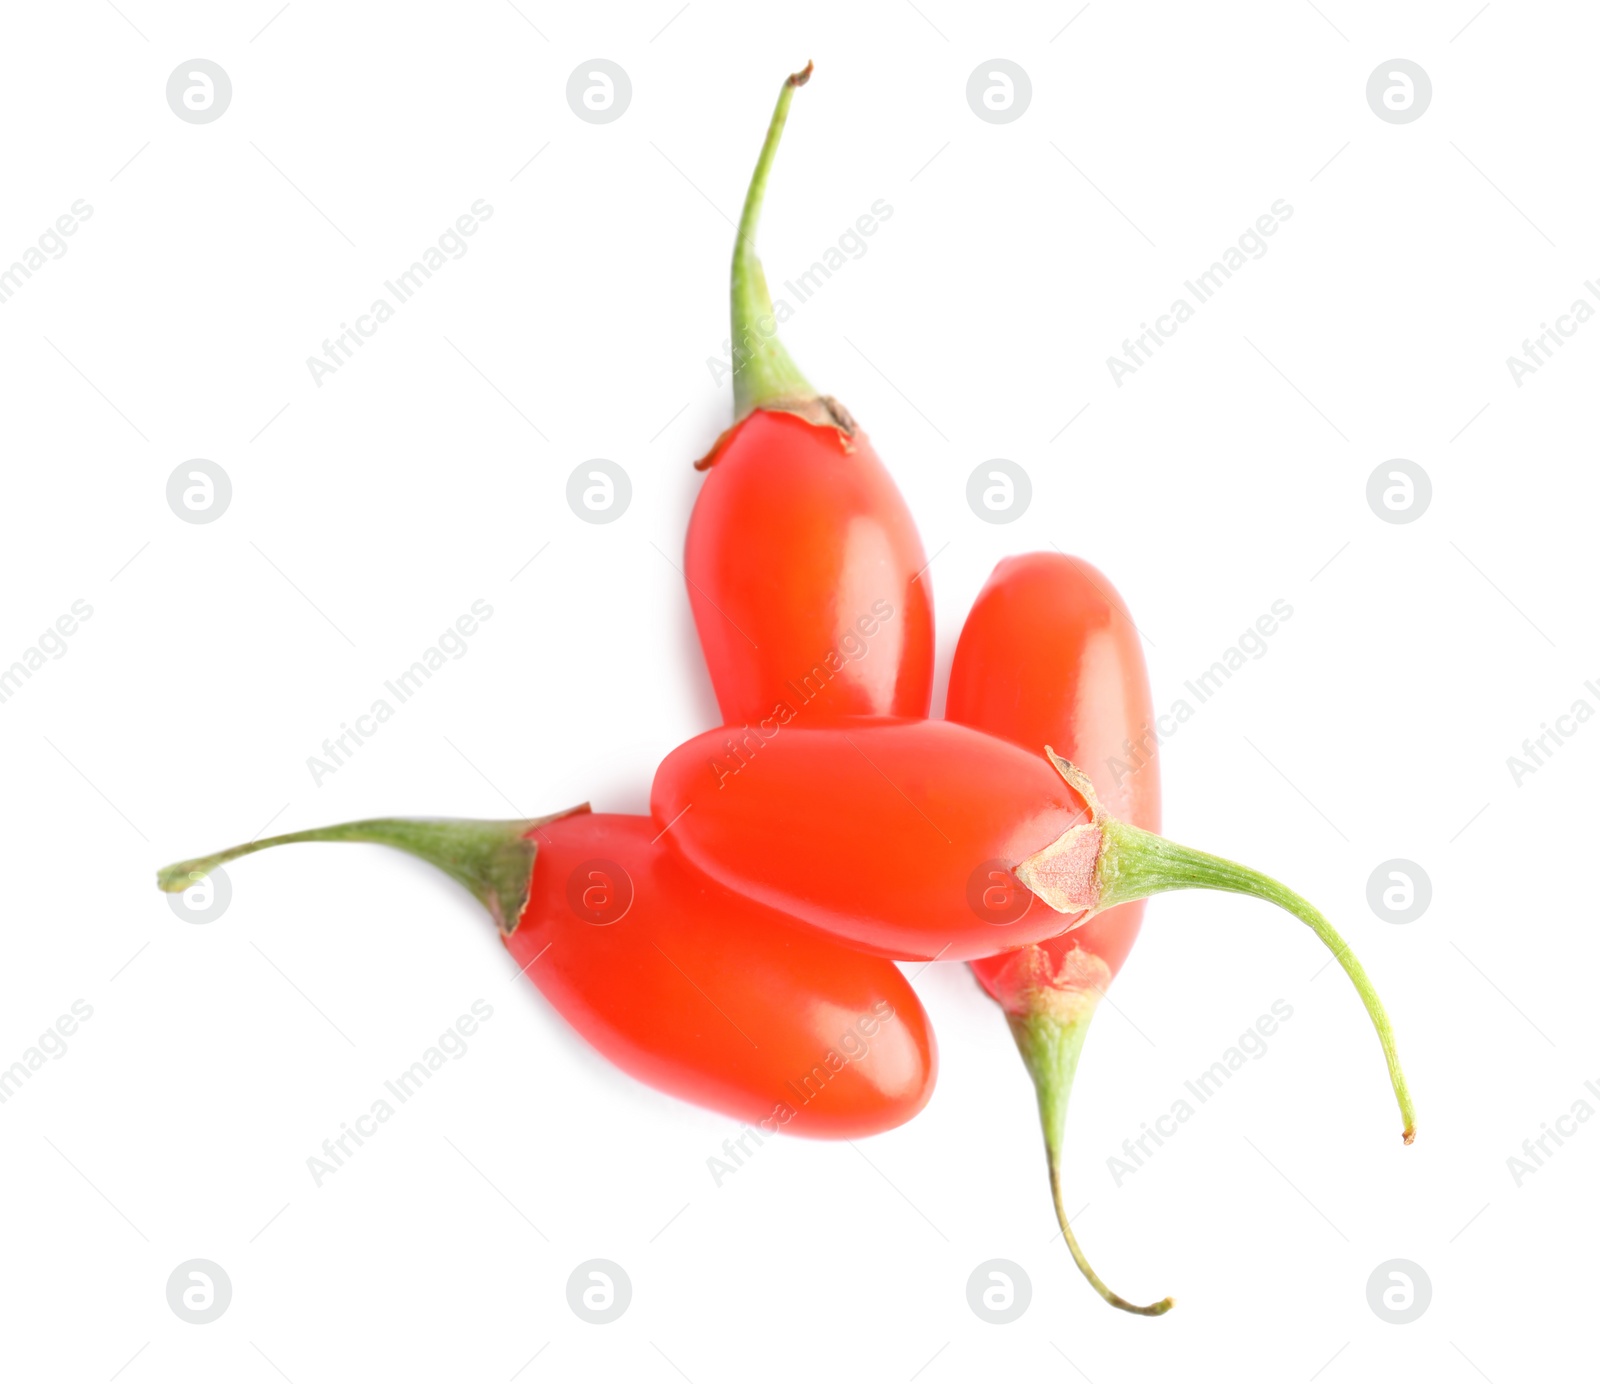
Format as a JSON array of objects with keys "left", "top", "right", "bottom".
[{"left": 2, "top": 1, "right": 1594, "bottom": 1379}]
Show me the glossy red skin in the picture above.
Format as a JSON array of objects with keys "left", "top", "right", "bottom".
[
  {"left": 685, "top": 410, "right": 935, "bottom": 724},
  {"left": 651, "top": 719, "right": 1092, "bottom": 961},
  {"left": 946, "top": 554, "right": 1160, "bottom": 1004},
  {"left": 509, "top": 811, "right": 935, "bottom": 1138}
]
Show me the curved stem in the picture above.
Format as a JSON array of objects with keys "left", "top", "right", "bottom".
[
  {"left": 1049, "top": 1163, "right": 1174, "bottom": 1317},
  {"left": 730, "top": 62, "right": 815, "bottom": 418},
  {"left": 1008, "top": 1002, "right": 1174, "bottom": 1316},
  {"left": 155, "top": 809, "right": 586, "bottom": 935},
  {"left": 1020, "top": 750, "right": 1417, "bottom": 1145},
  {"left": 1097, "top": 820, "right": 1417, "bottom": 1143}
]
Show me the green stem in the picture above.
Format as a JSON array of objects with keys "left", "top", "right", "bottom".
[
  {"left": 730, "top": 62, "right": 816, "bottom": 419},
  {"left": 1008, "top": 1001, "right": 1174, "bottom": 1317},
  {"left": 155, "top": 808, "right": 586, "bottom": 935},
  {"left": 1096, "top": 819, "right": 1417, "bottom": 1142},
  {"left": 1018, "top": 750, "right": 1417, "bottom": 1144}
]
